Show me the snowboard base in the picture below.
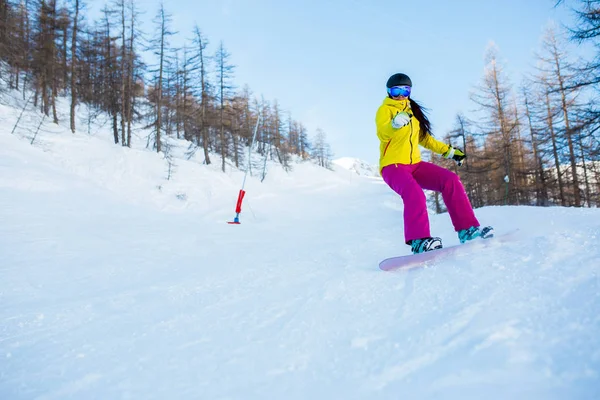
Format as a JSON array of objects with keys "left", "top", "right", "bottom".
[{"left": 379, "top": 229, "right": 519, "bottom": 271}]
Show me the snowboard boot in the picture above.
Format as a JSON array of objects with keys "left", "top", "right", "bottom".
[
  {"left": 458, "top": 225, "right": 495, "bottom": 243},
  {"left": 480, "top": 226, "right": 494, "bottom": 239},
  {"left": 409, "top": 237, "right": 443, "bottom": 254}
]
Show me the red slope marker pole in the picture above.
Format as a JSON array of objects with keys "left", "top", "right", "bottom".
[
  {"left": 228, "top": 111, "right": 261, "bottom": 224},
  {"left": 228, "top": 189, "right": 246, "bottom": 224}
]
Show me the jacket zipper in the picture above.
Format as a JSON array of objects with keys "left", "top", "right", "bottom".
[{"left": 409, "top": 119, "right": 414, "bottom": 164}]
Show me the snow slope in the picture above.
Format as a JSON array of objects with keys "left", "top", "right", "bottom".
[
  {"left": 1, "top": 98, "right": 600, "bottom": 399},
  {"left": 333, "top": 157, "right": 380, "bottom": 177}
]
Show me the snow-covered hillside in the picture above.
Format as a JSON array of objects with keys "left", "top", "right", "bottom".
[
  {"left": 1, "top": 93, "right": 600, "bottom": 400},
  {"left": 334, "top": 156, "right": 380, "bottom": 177}
]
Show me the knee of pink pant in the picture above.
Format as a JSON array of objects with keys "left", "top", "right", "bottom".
[
  {"left": 450, "top": 171, "right": 462, "bottom": 183},
  {"left": 401, "top": 188, "right": 427, "bottom": 205},
  {"left": 442, "top": 171, "right": 463, "bottom": 190}
]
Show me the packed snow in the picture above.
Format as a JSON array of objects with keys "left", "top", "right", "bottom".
[{"left": 1, "top": 92, "right": 600, "bottom": 399}]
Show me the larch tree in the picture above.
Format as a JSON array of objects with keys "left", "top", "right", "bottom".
[
  {"left": 69, "top": 0, "right": 82, "bottom": 133},
  {"left": 521, "top": 84, "right": 550, "bottom": 206},
  {"left": 537, "top": 25, "right": 583, "bottom": 206},
  {"left": 191, "top": 25, "right": 211, "bottom": 164},
  {"left": 214, "top": 40, "right": 234, "bottom": 172},
  {"left": 470, "top": 43, "right": 520, "bottom": 205},
  {"left": 149, "top": 2, "right": 175, "bottom": 153}
]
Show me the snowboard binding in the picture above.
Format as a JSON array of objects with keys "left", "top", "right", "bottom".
[
  {"left": 458, "top": 225, "right": 495, "bottom": 243},
  {"left": 409, "top": 237, "right": 443, "bottom": 254}
]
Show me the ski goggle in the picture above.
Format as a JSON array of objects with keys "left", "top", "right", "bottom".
[{"left": 387, "top": 85, "right": 411, "bottom": 97}]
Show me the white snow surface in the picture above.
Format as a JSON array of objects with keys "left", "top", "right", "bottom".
[
  {"left": 333, "top": 157, "right": 380, "bottom": 177},
  {"left": 1, "top": 94, "right": 600, "bottom": 400}
]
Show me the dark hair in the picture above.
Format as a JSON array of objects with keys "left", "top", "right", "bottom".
[{"left": 409, "top": 98, "right": 431, "bottom": 141}]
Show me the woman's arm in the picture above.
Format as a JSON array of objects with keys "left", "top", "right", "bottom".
[
  {"left": 376, "top": 106, "right": 411, "bottom": 141},
  {"left": 419, "top": 133, "right": 450, "bottom": 155}
]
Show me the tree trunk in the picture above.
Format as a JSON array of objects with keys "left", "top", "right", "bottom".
[
  {"left": 120, "top": 0, "right": 127, "bottom": 146},
  {"left": 559, "top": 91, "right": 581, "bottom": 206},
  {"left": 578, "top": 135, "right": 591, "bottom": 207},
  {"left": 126, "top": 0, "right": 135, "bottom": 148},
  {"left": 50, "top": 1, "right": 58, "bottom": 124},
  {"left": 112, "top": 111, "right": 119, "bottom": 144},
  {"left": 70, "top": 0, "right": 79, "bottom": 133},
  {"left": 546, "top": 89, "right": 565, "bottom": 206},
  {"left": 523, "top": 96, "right": 547, "bottom": 206},
  {"left": 155, "top": 9, "right": 165, "bottom": 153}
]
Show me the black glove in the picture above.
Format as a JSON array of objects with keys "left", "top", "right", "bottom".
[{"left": 443, "top": 145, "right": 466, "bottom": 166}]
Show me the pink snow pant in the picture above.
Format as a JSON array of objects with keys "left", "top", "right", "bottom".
[{"left": 381, "top": 162, "right": 479, "bottom": 243}]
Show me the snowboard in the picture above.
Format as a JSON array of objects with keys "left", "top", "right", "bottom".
[{"left": 379, "top": 229, "right": 520, "bottom": 272}]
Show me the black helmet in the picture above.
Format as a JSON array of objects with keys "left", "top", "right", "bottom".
[{"left": 386, "top": 73, "right": 412, "bottom": 88}]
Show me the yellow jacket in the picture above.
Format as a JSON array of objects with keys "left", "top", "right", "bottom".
[{"left": 376, "top": 97, "right": 449, "bottom": 172}]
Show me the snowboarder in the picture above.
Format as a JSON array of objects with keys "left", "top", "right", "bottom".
[{"left": 376, "top": 72, "right": 492, "bottom": 254}]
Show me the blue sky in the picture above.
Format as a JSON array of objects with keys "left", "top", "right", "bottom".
[{"left": 93, "top": 0, "right": 581, "bottom": 164}]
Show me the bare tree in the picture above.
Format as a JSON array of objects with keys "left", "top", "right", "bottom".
[
  {"left": 521, "top": 84, "right": 549, "bottom": 205},
  {"left": 116, "top": 0, "right": 127, "bottom": 144},
  {"left": 312, "top": 128, "right": 333, "bottom": 169},
  {"left": 100, "top": 5, "right": 120, "bottom": 143},
  {"left": 537, "top": 25, "right": 582, "bottom": 206},
  {"left": 191, "top": 24, "right": 211, "bottom": 164},
  {"left": 215, "top": 40, "right": 234, "bottom": 172},
  {"left": 148, "top": 2, "right": 175, "bottom": 153},
  {"left": 69, "top": 0, "right": 82, "bottom": 133},
  {"left": 542, "top": 77, "right": 567, "bottom": 205},
  {"left": 18, "top": 0, "right": 32, "bottom": 97},
  {"left": 0, "top": 0, "right": 322, "bottom": 178},
  {"left": 125, "top": 0, "right": 142, "bottom": 147},
  {"left": 470, "top": 43, "right": 521, "bottom": 204},
  {"left": 32, "top": 0, "right": 59, "bottom": 121},
  {"left": 48, "top": 0, "right": 58, "bottom": 123},
  {"left": 0, "top": 1, "right": 9, "bottom": 65}
]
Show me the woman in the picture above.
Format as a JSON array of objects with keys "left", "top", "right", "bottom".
[{"left": 376, "top": 72, "right": 493, "bottom": 254}]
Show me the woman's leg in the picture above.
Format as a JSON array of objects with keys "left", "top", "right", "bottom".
[
  {"left": 381, "top": 164, "right": 430, "bottom": 243},
  {"left": 412, "top": 162, "right": 479, "bottom": 231}
]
